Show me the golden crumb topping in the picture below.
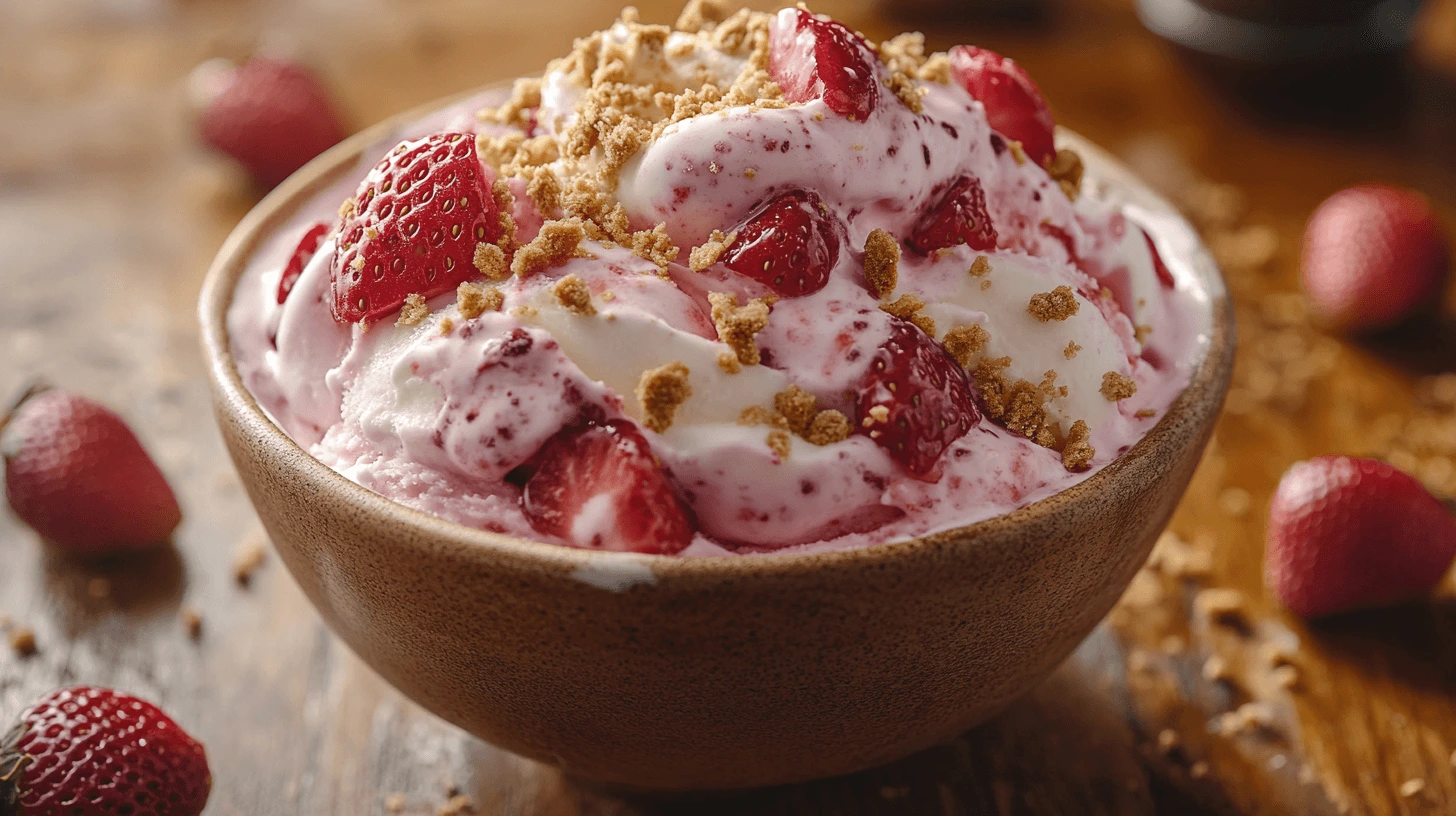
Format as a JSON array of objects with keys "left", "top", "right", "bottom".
[
  {"left": 491, "top": 179, "right": 519, "bottom": 251},
  {"left": 774, "top": 385, "right": 818, "bottom": 434},
  {"left": 511, "top": 218, "right": 592, "bottom": 277},
  {"left": 473, "top": 243, "right": 509, "bottom": 280},
  {"left": 968, "top": 255, "right": 991, "bottom": 278},
  {"left": 1101, "top": 372, "right": 1138, "bottom": 401},
  {"left": 879, "top": 293, "right": 936, "bottom": 336},
  {"left": 396, "top": 293, "right": 429, "bottom": 327},
  {"left": 439, "top": 317, "right": 455, "bottom": 335},
  {"left": 1047, "top": 149, "right": 1084, "bottom": 201},
  {"left": 689, "top": 229, "right": 738, "bottom": 271},
  {"left": 1063, "top": 340, "right": 1081, "bottom": 359},
  {"left": 636, "top": 361, "right": 692, "bottom": 433},
  {"left": 975, "top": 358, "right": 1082, "bottom": 458},
  {"left": 708, "top": 291, "right": 771, "bottom": 365},
  {"left": 766, "top": 429, "right": 792, "bottom": 459},
  {"left": 1028, "top": 286, "right": 1080, "bottom": 322},
  {"left": 457, "top": 281, "right": 503, "bottom": 318},
  {"left": 1061, "top": 420, "right": 1094, "bottom": 470},
  {"left": 942, "top": 324, "right": 989, "bottom": 369},
  {"left": 552, "top": 273, "right": 596, "bottom": 315},
  {"left": 717, "top": 350, "right": 742, "bottom": 374},
  {"left": 630, "top": 223, "right": 680, "bottom": 271},
  {"left": 864, "top": 228, "right": 900, "bottom": 298},
  {"left": 803, "top": 409, "right": 851, "bottom": 445},
  {"left": 1135, "top": 408, "right": 1157, "bottom": 419},
  {"left": 1009, "top": 141, "right": 1028, "bottom": 166}
]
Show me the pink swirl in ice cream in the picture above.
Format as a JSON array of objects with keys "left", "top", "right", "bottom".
[{"left": 228, "top": 2, "right": 1212, "bottom": 556}]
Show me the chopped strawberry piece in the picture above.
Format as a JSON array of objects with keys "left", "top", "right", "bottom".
[
  {"left": 1266, "top": 456, "right": 1456, "bottom": 618},
  {"left": 2, "top": 686, "right": 211, "bottom": 816},
  {"left": 1301, "top": 184, "right": 1451, "bottom": 333},
  {"left": 522, "top": 420, "right": 695, "bottom": 554},
  {"left": 2, "top": 388, "right": 181, "bottom": 554},
  {"left": 278, "top": 221, "right": 330, "bottom": 304},
  {"left": 197, "top": 57, "right": 347, "bottom": 190},
  {"left": 907, "top": 176, "right": 998, "bottom": 255},
  {"left": 769, "top": 8, "right": 878, "bottom": 122},
  {"left": 854, "top": 318, "right": 980, "bottom": 479},
  {"left": 330, "top": 132, "right": 502, "bottom": 324},
  {"left": 1142, "top": 229, "right": 1176, "bottom": 289},
  {"left": 949, "top": 45, "right": 1057, "bottom": 168},
  {"left": 720, "top": 190, "right": 840, "bottom": 297}
]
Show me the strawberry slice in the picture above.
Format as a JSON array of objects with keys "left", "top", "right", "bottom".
[
  {"left": 768, "top": 8, "right": 878, "bottom": 122},
  {"left": 855, "top": 318, "right": 980, "bottom": 479},
  {"left": 907, "top": 176, "right": 998, "bottom": 255},
  {"left": 949, "top": 45, "right": 1057, "bottom": 168},
  {"left": 278, "top": 221, "right": 330, "bottom": 304},
  {"left": 330, "top": 132, "right": 501, "bottom": 324},
  {"left": 720, "top": 190, "right": 840, "bottom": 297},
  {"left": 522, "top": 420, "right": 695, "bottom": 554}
]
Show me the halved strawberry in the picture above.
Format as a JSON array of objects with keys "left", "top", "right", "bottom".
[
  {"left": 768, "top": 8, "right": 878, "bottom": 122},
  {"left": 330, "top": 132, "right": 501, "bottom": 324},
  {"left": 720, "top": 190, "right": 840, "bottom": 297},
  {"left": 522, "top": 420, "right": 695, "bottom": 554},
  {"left": 907, "top": 176, "right": 998, "bottom": 255},
  {"left": 855, "top": 318, "right": 980, "bottom": 479},
  {"left": 278, "top": 221, "right": 330, "bottom": 304},
  {"left": 949, "top": 45, "right": 1056, "bottom": 168}
]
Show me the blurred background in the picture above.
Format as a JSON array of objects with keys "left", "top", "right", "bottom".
[{"left": 4, "top": 0, "right": 1456, "bottom": 814}]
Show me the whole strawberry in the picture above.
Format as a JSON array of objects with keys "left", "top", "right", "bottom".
[
  {"left": 1301, "top": 184, "right": 1450, "bottom": 333},
  {"left": 2, "top": 388, "right": 181, "bottom": 553},
  {"left": 1, "top": 687, "right": 211, "bottom": 816},
  {"left": 1266, "top": 456, "right": 1456, "bottom": 618},
  {"left": 197, "top": 57, "right": 347, "bottom": 190}
]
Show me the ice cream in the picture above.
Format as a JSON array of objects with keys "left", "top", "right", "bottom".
[{"left": 228, "top": 1, "right": 1212, "bottom": 556}]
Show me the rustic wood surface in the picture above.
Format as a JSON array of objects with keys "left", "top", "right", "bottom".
[{"left": 3, "top": 0, "right": 1456, "bottom": 813}]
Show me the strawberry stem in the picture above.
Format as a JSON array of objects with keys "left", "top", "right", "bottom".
[{"left": 0, "top": 721, "right": 33, "bottom": 816}]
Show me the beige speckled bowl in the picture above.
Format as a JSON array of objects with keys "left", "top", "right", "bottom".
[{"left": 199, "top": 89, "right": 1233, "bottom": 792}]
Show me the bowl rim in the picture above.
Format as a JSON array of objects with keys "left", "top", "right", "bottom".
[{"left": 199, "top": 84, "right": 1235, "bottom": 580}]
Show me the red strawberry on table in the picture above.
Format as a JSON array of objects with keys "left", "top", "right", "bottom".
[
  {"left": 907, "top": 175, "right": 998, "bottom": 255},
  {"left": 196, "top": 57, "right": 347, "bottom": 190},
  {"left": 769, "top": 8, "right": 878, "bottom": 122},
  {"left": 1266, "top": 455, "right": 1456, "bottom": 618},
  {"left": 522, "top": 420, "right": 696, "bottom": 555},
  {"left": 277, "top": 221, "right": 330, "bottom": 304},
  {"left": 949, "top": 45, "right": 1057, "bottom": 168},
  {"left": 855, "top": 318, "right": 981, "bottom": 479},
  {"left": 1, "top": 686, "right": 211, "bottom": 816},
  {"left": 1300, "top": 184, "right": 1450, "bottom": 333},
  {"left": 330, "top": 132, "right": 503, "bottom": 324},
  {"left": 720, "top": 190, "right": 840, "bottom": 297},
  {"left": 2, "top": 387, "right": 181, "bottom": 554}
]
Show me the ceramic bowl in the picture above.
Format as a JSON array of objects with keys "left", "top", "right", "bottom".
[{"left": 199, "top": 88, "right": 1233, "bottom": 792}]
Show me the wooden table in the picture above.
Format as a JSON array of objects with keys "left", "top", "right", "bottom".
[{"left": 3, "top": 1, "right": 1456, "bottom": 813}]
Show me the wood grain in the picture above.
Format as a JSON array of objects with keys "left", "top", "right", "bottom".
[{"left": 3, "top": 0, "right": 1456, "bottom": 813}]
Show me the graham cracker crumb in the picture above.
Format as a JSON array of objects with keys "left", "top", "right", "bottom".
[
  {"left": 397, "top": 293, "right": 429, "bottom": 327},
  {"left": 1101, "top": 371, "right": 1138, "bottom": 401},
  {"left": 804, "top": 409, "right": 851, "bottom": 445},
  {"left": 636, "top": 361, "right": 692, "bottom": 433},
  {"left": 491, "top": 179, "right": 518, "bottom": 252},
  {"left": 744, "top": 168, "right": 756, "bottom": 178},
  {"left": 739, "top": 405, "right": 773, "bottom": 426},
  {"left": 510, "top": 304, "right": 538, "bottom": 319},
  {"left": 864, "top": 228, "right": 900, "bottom": 298},
  {"left": 9, "top": 626, "right": 37, "bottom": 657},
  {"left": 181, "top": 606, "right": 203, "bottom": 640},
  {"left": 969, "top": 255, "right": 991, "bottom": 277},
  {"left": 1009, "top": 140, "right": 1028, "bottom": 166},
  {"left": 689, "top": 229, "right": 738, "bottom": 271},
  {"left": 717, "top": 351, "right": 741, "bottom": 374},
  {"left": 917, "top": 52, "right": 952, "bottom": 84},
  {"left": 552, "top": 273, "right": 596, "bottom": 315},
  {"left": 1135, "top": 324, "right": 1153, "bottom": 344},
  {"left": 477, "top": 77, "right": 542, "bottom": 129},
  {"left": 774, "top": 385, "right": 818, "bottom": 434},
  {"left": 527, "top": 168, "right": 563, "bottom": 216},
  {"left": 511, "top": 218, "right": 591, "bottom": 277},
  {"left": 766, "top": 429, "right": 791, "bottom": 459},
  {"left": 676, "top": 0, "right": 732, "bottom": 32},
  {"left": 1028, "top": 286, "right": 1080, "bottom": 321},
  {"left": 1136, "top": 408, "right": 1157, "bottom": 419},
  {"left": 1047, "top": 149, "right": 1084, "bottom": 201},
  {"left": 1061, "top": 420, "right": 1094, "bottom": 470},
  {"left": 975, "top": 357, "right": 1065, "bottom": 451},
  {"left": 980, "top": 279, "right": 992, "bottom": 291},
  {"left": 708, "top": 292, "right": 771, "bottom": 365},
  {"left": 233, "top": 538, "right": 268, "bottom": 586},
  {"left": 879, "top": 293, "right": 936, "bottom": 336},
  {"left": 457, "top": 281, "right": 503, "bottom": 318},
  {"left": 439, "top": 317, "right": 455, "bottom": 335},
  {"left": 630, "top": 223, "right": 680, "bottom": 271},
  {"left": 1064, "top": 340, "right": 1081, "bottom": 359},
  {"left": 942, "top": 324, "right": 989, "bottom": 368}
]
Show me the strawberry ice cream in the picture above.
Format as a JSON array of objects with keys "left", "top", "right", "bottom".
[{"left": 228, "top": 2, "right": 1213, "bottom": 556}]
